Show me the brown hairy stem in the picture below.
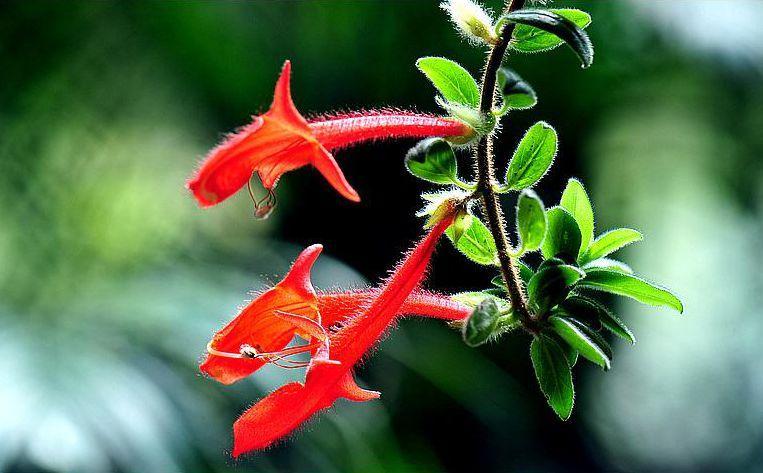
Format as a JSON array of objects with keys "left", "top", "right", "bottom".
[{"left": 473, "top": 0, "right": 536, "bottom": 331}]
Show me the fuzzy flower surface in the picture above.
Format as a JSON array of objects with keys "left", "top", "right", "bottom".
[
  {"left": 187, "top": 61, "right": 473, "bottom": 207},
  {"left": 228, "top": 217, "right": 455, "bottom": 456}
]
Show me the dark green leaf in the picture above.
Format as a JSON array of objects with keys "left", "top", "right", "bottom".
[
  {"left": 531, "top": 335, "right": 574, "bottom": 420},
  {"left": 579, "top": 269, "right": 683, "bottom": 313},
  {"left": 493, "top": 262, "right": 534, "bottom": 289},
  {"left": 560, "top": 178, "right": 594, "bottom": 260},
  {"left": 504, "top": 121, "right": 557, "bottom": 190},
  {"left": 537, "top": 257, "right": 566, "bottom": 272},
  {"left": 405, "top": 138, "right": 459, "bottom": 185},
  {"left": 541, "top": 206, "right": 582, "bottom": 263},
  {"left": 416, "top": 57, "right": 480, "bottom": 107},
  {"left": 516, "top": 190, "right": 547, "bottom": 252},
  {"left": 517, "top": 260, "right": 534, "bottom": 284},
  {"left": 599, "top": 310, "right": 636, "bottom": 345},
  {"left": 527, "top": 264, "right": 585, "bottom": 314},
  {"left": 555, "top": 297, "right": 600, "bottom": 330},
  {"left": 543, "top": 332, "right": 579, "bottom": 367},
  {"left": 561, "top": 295, "right": 635, "bottom": 344},
  {"left": 549, "top": 316, "right": 610, "bottom": 370},
  {"left": 583, "top": 228, "right": 643, "bottom": 263},
  {"left": 497, "top": 68, "right": 537, "bottom": 110},
  {"left": 506, "top": 9, "right": 594, "bottom": 68},
  {"left": 463, "top": 299, "right": 502, "bottom": 347},
  {"left": 446, "top": 215, "right": 498, "bottom": 265}
]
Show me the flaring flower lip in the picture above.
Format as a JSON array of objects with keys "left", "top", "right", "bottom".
[
  {"left": 200, "top": 249, "right": 470, "bottom": 386},
  {"left": 187, "top": 61, "right": 359, "bottom": 207},
  {"left": 187, "top": 61, "right": 472, "bottom": 208},
  {"left": 200, "top": 243, "right": 323, "bottom": 385},
  {"left": 231, "top": 217, "right": 454, "bottom": 456}
]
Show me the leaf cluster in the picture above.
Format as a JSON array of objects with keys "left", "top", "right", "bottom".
[{"left": 410, "top": 2, "right": 684, "bottom": 421}]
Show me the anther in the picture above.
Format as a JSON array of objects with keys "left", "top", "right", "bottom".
[{"left": 247, "top": 174, "right": 277, "bottom": 220}]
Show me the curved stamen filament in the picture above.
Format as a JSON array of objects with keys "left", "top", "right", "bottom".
[
  {"left": 206, "top": 340, "right": 320, "bottom": 370},
  {"left": 247, "top": 174, "right": 277, "bottom": 219}
]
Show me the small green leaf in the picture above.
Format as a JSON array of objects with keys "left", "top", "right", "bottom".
[
  {"left": 599, "top": 310, "right": 636, "bottom": 345},
  {"left": 582, "top": 258, "right": 633, "bottom": 274},
  {"left": 558, "top": 295, "right": 636, "bottom": 343},
  {"left": 497, "top": 68, "right": 537, "bottom": 111},
  {"left": 555, "top": 297, "right": 601, "bottom": 330},
  {"left": 549, "top": 316, "right": 610, "bottom": 370},
  {"left": 506, "top": 9, "right": 594, "bottom": 68},
  {"left": 452, "top": 291, "right": 512, "bottom": 314},
  {"left": 405, "top": 138, "right": 459, "bottom": 185},
  {"left": 462, "top": 299, "right": 501, "bottom": 347},
  {"left": 505, "top": 121, "right": 557, "bottom": 190},
  {"left": 448, "top": 210, "right": 471, "bottom": 244},
  {"left": 517, "top": 260, "right": 534, "bottom": 284},
  {"left": 516, "top": 190, "right": 547, "bottom": 253},
  {"left": 583, "top": 228, "right": 643, "bottom": 263},
  {"left": 531, "top": 335, "right": 574, "bottom": 420},
  {"left": 416, "top": 57, "right": 481, "bottom": 107},
  {"left": 541, "top": 207, "right": 582, "bottom": 263},
  {"left": 446, "top": 215, "right": 498, "bottom": 265},
  {"left": 493, "top": 262, "right": 534, "bottom": 289},
  {"left": 543, "top": 331, "right": 579, "bottom": 367},
  {"left": 579, "top": 269, "right": 683, "bottom": 313},
  {"left": 560, "top": 178, "right": 594, "bottom": 260},
  {"left": 527, "top": 264, "right": 585, "bottom": 314}
]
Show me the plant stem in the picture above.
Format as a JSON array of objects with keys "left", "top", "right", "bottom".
[{"left": 473, "top": 0, "right": 536, "bottom": 331}]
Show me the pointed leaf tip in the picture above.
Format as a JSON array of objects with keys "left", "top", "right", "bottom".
[
  {"left": 531, "top": 335, "right": 574, "bottom": 420},
  {"left": 504, "top": 9, "right": 594, "bottom": 68}
]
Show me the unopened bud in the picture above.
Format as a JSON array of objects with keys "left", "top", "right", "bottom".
[{"left": 441, "top": 0, "right": 498, "bottom": 45}]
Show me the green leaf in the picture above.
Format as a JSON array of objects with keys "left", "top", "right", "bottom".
[
  {"left": 447, "top": 210, "right": 471, "bottom": 244},
  {"left": 582, "top": 258, "right": 633, "bottom": 274},
  {"left": 553, "top": 333, "right": 579, "bottom": 367},
  {"left": 405, "top": 138, "right": 459, "bottom": 185},
  {"left": 493, "top": 262, "right": 534, "bottom": 289},
  {"left": 516, "top": 190, "right": 547, "bottom": 253},
  {"left": 452, "top": 291, "right": 512, "bottom": 314},
  {"left": 517, "top": 260, "right": 534, "bottom": 284},
  {"left": 549, "top": 316, "right": 611, "bottom": 370},
  {"left": 506, "top": 9, "right": 594, "bottom": 68},
  {"left": 555, "top": 297, "right": 601, "bottom": 329},
  {"left": 527, "top": 264, "right": 585, "bottom": 314},
  {"left": 599, "top": 309, "right": 636, "bottom": 345},
  {"left": 496, "top": 68, "right": 537, "bottom": 110},
  {"left": 446, "top": 215, "right": 498, "bottom": 265},
  {"left": 541, "top": 207, "right": 582, "bottom": 263},
  {"left": 579, "top": 269, "right": 683, "bottom": 313},
  {"left": 531, "top": 335, "right": 574, "bottom": 420},
  {"left": 583, "top": 228, "right": 643, "bottom": 263},
  {"left": 462, "top": 299, "right": 501, "bottom": 347},
  {"left": 504, "top": 121, "right": 557, "bottom": 190},
  {"left": 559, "top": 295, "right": 635, "bottom": 344},
  {"left": 560, "top": 178, "right": 594, "bottom": 260},
  {"left": 416, "top": 57, "right": 480, "bottom": 107}
]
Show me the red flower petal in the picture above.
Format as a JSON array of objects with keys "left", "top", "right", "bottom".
[
  {"left": 200, "top": 244, "right": 322, "bottom": 385},
  {"left": 232, "top": 217, "right": 453, "bottom": 455}
]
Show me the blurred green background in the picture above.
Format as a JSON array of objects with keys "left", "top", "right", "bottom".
[{"left": 2, "top": 1, "right": 762, "bottom": 472}]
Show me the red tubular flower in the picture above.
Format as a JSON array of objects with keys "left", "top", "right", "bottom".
[
  {"left": 201, "top": 246, "right": 469, "bottom": 386},
  {"left": 187, "top": 61, "right": 473, "bottom": 207},
  {"left": 201, "top": 244, "right": 323, "bottom": 385},
  {"left": 232, "top": 217, "right": 454, "bottom": 456}
]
